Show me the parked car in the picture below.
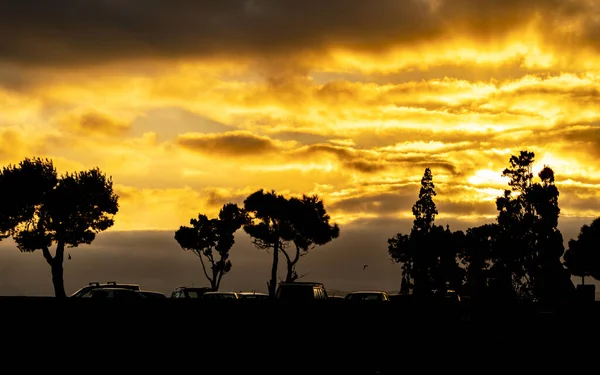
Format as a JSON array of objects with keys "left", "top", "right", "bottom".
[
  {"left": 171, "top": 287, "right": 212, "bottom": 298},
  {"left": 201, "top": 292, "right": 239, "bottom": 300},
  {"left": 78, "top": 287, "right": 148, "bottom": 300},
  {"left": 345, "top": 291, "right": 390, "bottom": 302},
  {"left": 276, "top": 282, "right": 328, "bottom": 301},
  {"left": 70, "top": 281, "right": 140, "bottom": 297},
  {"left": 387, "top": 293, "right": 415, "bottom": 303},
  {"left": 237, "top": 292, "right": 269, "bottom": 300},
  {"left": 139, "top": 291, "right": 167, "bottom": 299}
]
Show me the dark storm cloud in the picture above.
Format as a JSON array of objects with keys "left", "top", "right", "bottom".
[
  {"left": 0, "top": 0, "right": 592, "bottom": 68},
  {"left": 57, "top": 110, "right": 131, "bottom": 137},
  {"left": 329, "top": 183, "right": 498, "bottom": 218},
  {"left": 290, "top": 143, "right": 388, "bottom": 173},
  {"left": 329, "top": 190, "right": 417, "bottom": 216},
  {"left": 176, "top": 131, "right": 279, "bottom": 156},
  {"left": 312, "top": 61, "right": 556, "bottom": 86},
  {"left": 343, "top": 160, "right": 388, "bottom": 173},
  {"left": 556, "top": 125, "right": 600, "bottom": 157}
]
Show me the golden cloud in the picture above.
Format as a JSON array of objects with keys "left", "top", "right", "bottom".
[
  {"left": 175, "top": 131, "right": 291, "bottom": 157},
  {"left": 1, "top": 0, "right": 600, "bottom": 233},
  {"left": 53, "top": 109, "right": 131, "bottom": 137}
]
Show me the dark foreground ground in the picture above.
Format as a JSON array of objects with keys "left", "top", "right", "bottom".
[{"left": 1, "top": 297, "right": 598, "bottom": 374}]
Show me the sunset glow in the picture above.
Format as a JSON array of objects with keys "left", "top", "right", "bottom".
[{"left": 2, "top": 0, "right": 600, "bottom": 232}]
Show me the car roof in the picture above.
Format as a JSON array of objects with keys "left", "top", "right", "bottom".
[
  {"left": 92, "top": 287, "right": 140, "bottom": 291},
  {"left": 238, "top": 292, "right": 268, "bottom": 295},
  {"left": 70, "top": 283, "right": 140, "bottom": 296},
  {"left": 88, "top": 281, "right": 139, "bottom": 287},
  {"left": 204, "top": 292, "right": 236, "bottom": 295},
  {"left": 347, "top": 291, "right": 387, "bottom": 294},
  {"left": 279, "top": 282, "right": 324, "bottom": 287}
]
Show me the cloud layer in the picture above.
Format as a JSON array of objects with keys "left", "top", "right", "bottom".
[
  {"left": 0, "top": 0, "right": 599, "bottom": 239},
  {"left": 2, "top": 0, "right": 600, "bottom": 69}
]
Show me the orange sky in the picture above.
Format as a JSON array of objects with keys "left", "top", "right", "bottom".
[{"left": 1, "top": 0, "right": 600, "bottom": 232}]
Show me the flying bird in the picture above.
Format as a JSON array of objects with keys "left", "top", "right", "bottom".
[{"left": 363, "top": 264, "right": 368, "bottom": 271}]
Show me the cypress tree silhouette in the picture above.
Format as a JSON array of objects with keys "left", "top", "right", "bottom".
[{"left": 389, "top": 168, "right": 440, "bottom": 296}]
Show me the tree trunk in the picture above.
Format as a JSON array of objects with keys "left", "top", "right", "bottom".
[
  {"left": 282, "top": 245, "right": 300, "bottom": 283},
  {"left": 211, "top": 269, "right": 218, "bottom": 291},
  {"left": 582, "top": 275, "right": 585, "bottom": 286},
  {"left": 285, "top": 261, "right": 295, "bottom": 283},
  {"left": 269, "top": 241, "right": 279, "bottom": 298},
  {"left": 51, "top": 261, "right": 66, "bottom": 299},
  {"left": 43, "top": 241, "right": 66, "bottom": 298},
  {"left": 216, "top": 271, "right": 224, "bottom": 291}
]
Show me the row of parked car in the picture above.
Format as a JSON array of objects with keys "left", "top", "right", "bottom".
[{"left": 69, "top": 281, "right": 462, "bottom": 302}]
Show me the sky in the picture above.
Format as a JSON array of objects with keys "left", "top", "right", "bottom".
[{"left": 1, "top": 0, "right": 600, "bottom": 295}]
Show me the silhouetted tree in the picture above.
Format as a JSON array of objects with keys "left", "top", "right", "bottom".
[
  {"left": 281, "top": 195, "right": 339, "bottom": 283},
  {"left": 461, "top": 224, "right": 498, "bottom": 298},
  {"left": 494, "top": 151, "right": 572, "bottom": 299},
  {"left": 389, "top": 168, "right": 441, "bottom": 296},
  {"left": 0, "top": 158, "right": 118, "bottom": 298},
  {"left": 528, "top": 166, "right": 571, "bottom": 299},
  {"left": 389, "top": 233, "right": 412, "bottom": 293},
  {"left": 413, "top": 167, "right": 438, "bottom": 233},
  {"left": 174, "top": 203, "right": 248, "bottom": 291},
  {"left": 435, "top": 225, "right": 466, "bottom": 293},
  {"left": 564, "top": 217, "right": 600, "bottom": 284},
  {"left": 243, "top": 190, "right": 295, "bottom": 297}
]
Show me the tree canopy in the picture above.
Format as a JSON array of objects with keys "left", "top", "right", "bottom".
[
  {"left": 174, "top": 203, "right": 248, "bottom": 291},
  {"left": 281, "top": 194, "right": 339, "bottom": 283},
  {"left": 564, "top": 217, "right": 600, "bottom": 283},
  {"left": 493, "top": 151, "right": 571, "bottom": 298},
  {"left": 243, "top": 189, "right": 339, "bottom": 296},
  {"left": 389, "top": 168, "right": 462, "bottom": 296},
  {"left": 0, "top": 157, "right": 119, "bottom": 298},
  {"left": 244, "top": 189, "right": 294, "bottom": 297}
]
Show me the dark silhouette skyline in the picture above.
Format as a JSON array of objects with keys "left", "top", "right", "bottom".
[{"left": 0, "top": 152, "right": 597, "bottom": 301}]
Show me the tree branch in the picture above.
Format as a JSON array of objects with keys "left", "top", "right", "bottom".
[
  {"left": 206, "top": 250, "right": 215, "bottom": 265},
  {"left": 198, "top": 254, "right": 213, "bottom": 285},
  {"left": 292, "top": 244, "right": 301, "bottom": 265},
  {"left": 41, "top": 246, "right": 53, "bottom": 265},
  {"left": 280, "top": 247, "right": 292, "bottom": 264},
  {"left": 216, "top": 267, "right": 224, "bottom": 290}
]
